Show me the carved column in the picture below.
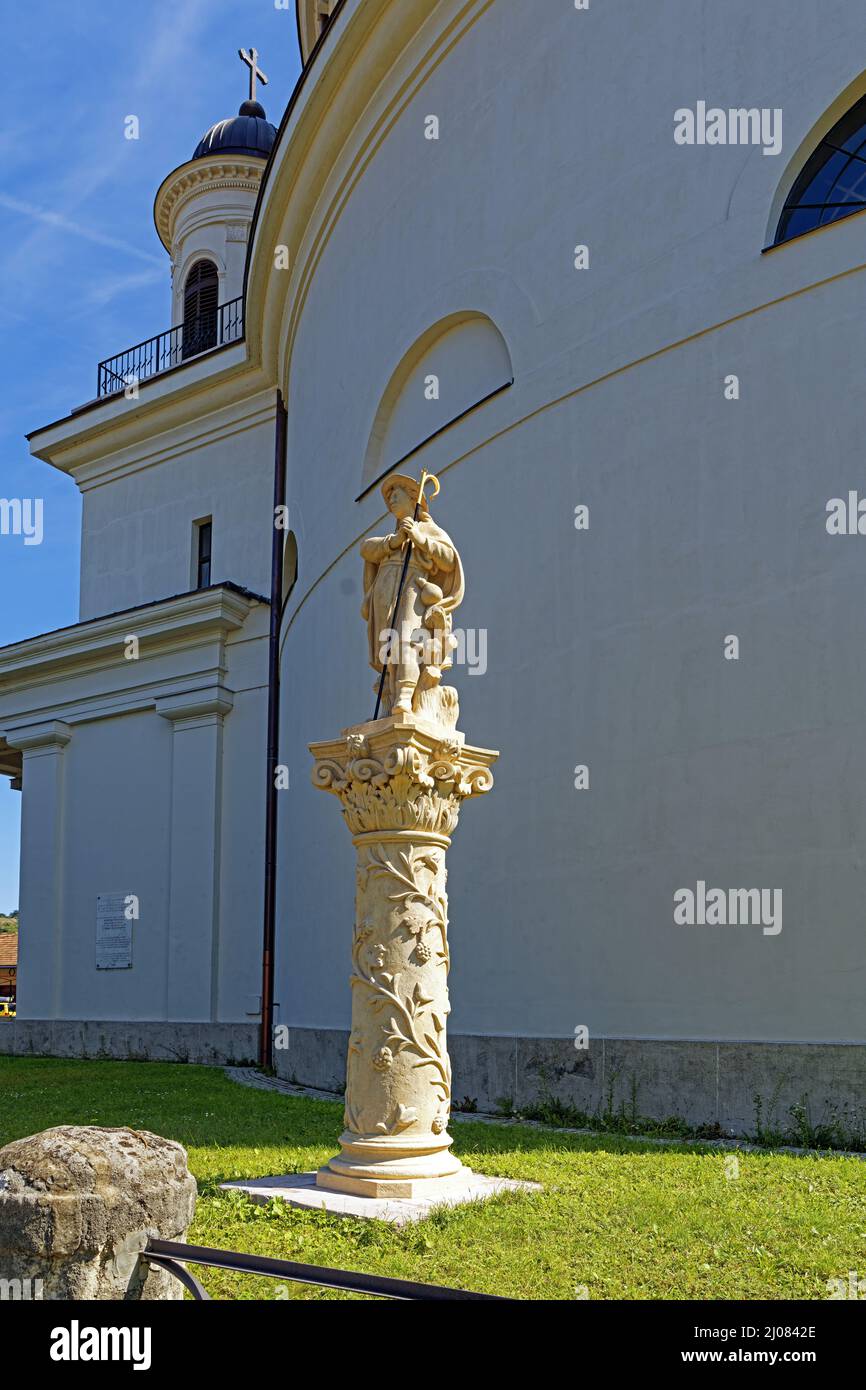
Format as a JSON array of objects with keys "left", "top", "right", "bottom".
[{"left": 310, "top": 711, "right": 497, "bottom": 1198}]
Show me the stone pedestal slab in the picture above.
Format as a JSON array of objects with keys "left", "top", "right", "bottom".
[{"left": 221, "top": 1169, "right": 540, "bottom": 1226}]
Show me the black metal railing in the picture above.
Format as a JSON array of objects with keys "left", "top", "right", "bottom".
[
  {"left": 97, "top": 297, "right": 244, "bottom": 398},
  {"left": 143, "top": 1239, "right": 509, "bottom": 1301}
]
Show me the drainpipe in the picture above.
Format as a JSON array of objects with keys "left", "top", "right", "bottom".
[{"left": 260, "top": 389, "right": 288, "bottom": 1069}]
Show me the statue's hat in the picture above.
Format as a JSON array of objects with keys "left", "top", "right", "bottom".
[{"left": 380, "top": 472, "right": 434, "bottom": 513}]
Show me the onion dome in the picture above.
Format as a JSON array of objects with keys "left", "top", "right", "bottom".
[{"left": 192, "top": 100, "right": 276, "bottom": 160}]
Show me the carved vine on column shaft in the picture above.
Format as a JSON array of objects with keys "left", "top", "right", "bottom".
[{"left": 312, "top": 734, "right": 493, "bottom": 1138}]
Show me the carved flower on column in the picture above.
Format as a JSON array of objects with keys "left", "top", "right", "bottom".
[{"left": 372, "top": 1046, "right": 394, "bottom": 1071}]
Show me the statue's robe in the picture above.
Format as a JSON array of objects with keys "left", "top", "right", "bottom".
[{"left": 361, "top": 516, "right": 464, "bottom": 676}]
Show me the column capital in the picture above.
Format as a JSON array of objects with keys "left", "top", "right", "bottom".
[
  {"left": 310, "top": 713, "right": 497, "bottom": 840},
  {"left": 155, "top": 685, "right": 234, "bottom": 730},
  {"left": 3, "top": 720, "right": 71, "bottom": 754}
]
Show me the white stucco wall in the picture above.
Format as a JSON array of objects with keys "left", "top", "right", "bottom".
[
  {"left": 77, "top": 389, "right": 276, "bottom": 620},
  {"left": 0, "top": 593, "right": 269, "bottom": 1024},
  {"left": 272, "top": 0, "right": 866, "bottom": 1044},
  {"left": 12, "top": 150, "right": 281, "bottom": 1034}
]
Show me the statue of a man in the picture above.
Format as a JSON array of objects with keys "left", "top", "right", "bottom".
[{"left": 361, "top": 473, "right": 464, "bottom": 719}]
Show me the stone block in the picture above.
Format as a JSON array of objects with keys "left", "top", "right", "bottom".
[{"left": 0, "top": 1126, "right": 197, "bottom": 1300}]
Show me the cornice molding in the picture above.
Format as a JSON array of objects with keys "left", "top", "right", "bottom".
[
  {"left": 0, "top": 587, "right": 262, "bottom": 694},
  {"left": 154, "top": 155, "right": 267, "bottom": 252},
  {"left": 70, "top": 392, "right": 277, "bottom": 493},
  {"left": 28, "top": 362, "right": 275, "bottom": 475}
]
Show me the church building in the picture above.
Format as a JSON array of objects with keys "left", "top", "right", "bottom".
[{"left": 2, "top": 0, "right": 866, "bottom": 1134}]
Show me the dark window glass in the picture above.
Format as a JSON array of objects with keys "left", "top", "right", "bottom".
[
  {"left": 281, "top": 531, "right": 298, "bottom": 611},
  {"left": 776, "top": 94, "right": 866, "bottom": 244},
  {"left": 197, "top": 521, "right": 212, "bottom": 589},
  {"left": 182, "top": 261, "right": 219, "bottom": 359}
]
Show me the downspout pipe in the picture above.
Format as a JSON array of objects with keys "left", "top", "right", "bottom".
[{"left": 260, "top": 389, "right": 288, "bottom": 1069}]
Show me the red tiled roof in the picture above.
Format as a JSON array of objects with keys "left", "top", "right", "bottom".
[{"left": 0, "top": 934, "right": 18, "bottom": 967}]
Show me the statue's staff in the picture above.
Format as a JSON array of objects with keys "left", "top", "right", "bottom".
[{"left": 373, "top": 469, "right": 440, "bottom": 720}]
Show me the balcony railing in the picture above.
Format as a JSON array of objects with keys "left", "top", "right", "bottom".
[{"left": 97, "top": 296, "right": 244, "bottom": 398}]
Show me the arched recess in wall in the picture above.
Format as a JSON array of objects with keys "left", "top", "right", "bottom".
[{"left": 359, "top": 312, "right": 513, "bottom": 497}]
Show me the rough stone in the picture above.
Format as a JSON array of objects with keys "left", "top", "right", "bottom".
[{"left": 0, "top": 1126, "right": 197, "bottom": 1300}]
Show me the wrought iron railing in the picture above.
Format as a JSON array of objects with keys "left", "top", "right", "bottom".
[
  {"left": 97, "top": 297, "right": 244, "bottom": 398},
  {"left": 143, "top": 1238, "right": 509, "bottom": 1301}
]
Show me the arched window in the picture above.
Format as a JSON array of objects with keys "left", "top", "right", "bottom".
[
  {"left": 182, "top": 260, "right": 219, "bottom": 358},
  {"left": 316, "top": 1, "right": 333, "bottom": 38},
  {"left": 776, "top": 93, "right": 866, "bottom": 245},
  {"left": 298, "top": 1, "right": 336, "bottom": 64},
  {"left": 281, "top": 531, "right": 298, "bottom": 613}
]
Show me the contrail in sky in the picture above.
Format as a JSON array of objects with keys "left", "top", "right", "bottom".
[{"left": 0, "top": 195, "right": 163, "bottom": 266}]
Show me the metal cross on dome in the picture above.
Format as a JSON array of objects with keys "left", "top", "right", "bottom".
[{"left": 238, "top": 47, "right": 268, "bottom": 104}]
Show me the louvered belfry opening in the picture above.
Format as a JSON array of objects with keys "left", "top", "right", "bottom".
[{"left": 182, "top": 260, "right": 219, "bottom": 359}]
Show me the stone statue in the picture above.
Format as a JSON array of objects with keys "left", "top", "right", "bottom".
[{"left": 360, "top": 472, "right": 463, "bottom": 724}]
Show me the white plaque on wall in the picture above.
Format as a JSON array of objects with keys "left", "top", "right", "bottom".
[{"left": 96, "top": 893, "right": 133, "bottom": 970}]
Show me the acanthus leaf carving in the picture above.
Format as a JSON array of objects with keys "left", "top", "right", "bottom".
[{"left": 311, "top": 730, "right": 494, "bottom": 837}]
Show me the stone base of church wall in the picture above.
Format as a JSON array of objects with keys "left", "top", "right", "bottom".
[
  {"left": 0, "top": 1020, "right": 258, "bottom": 1066},
  {"left": 273, "top": 1027, "right": 866, "bottom": 1138}
]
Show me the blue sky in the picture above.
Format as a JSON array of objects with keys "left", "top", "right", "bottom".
[{"left": 0, "top": 1, "right": 302, "bottom": 911}]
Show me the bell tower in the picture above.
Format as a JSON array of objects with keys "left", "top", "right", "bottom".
[{"left": 153, "top": 48, "right": 277, "bottom": 330}]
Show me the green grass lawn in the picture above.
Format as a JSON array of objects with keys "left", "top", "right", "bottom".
[{"left": 1, "top": 1056, "right": 865, "bottom": 1300}]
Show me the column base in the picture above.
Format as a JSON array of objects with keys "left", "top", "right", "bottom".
[
  {"left": 316, "top": 1128, "right": 465, "bottom": 1198},
  {"left": 316, "top": 1164, "right": 472, "bottom": 1200}
]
